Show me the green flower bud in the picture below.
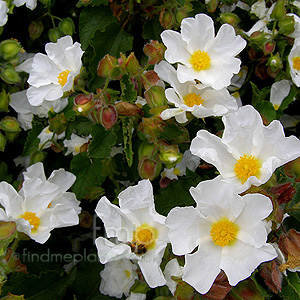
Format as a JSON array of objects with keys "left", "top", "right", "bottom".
[
  {"left": 48, "top": 113, "right": 68, "bottom": 135},
  {"left": 138, "top": 156, "right": 162, "bottom": 181},
  {"left": 30, "top": 150, "right": 47, "bottom": 165},
  {"left": 220, "top": 13, "right": 241, "bottom": 26},
  {"left": 250, "top": 31, "right": 266, "bottom": 45},
  {"left": 279, "top": 16, "right": 295, "bottom": 35},
  {"left": 159, "top": 9, "right": 175, "bottom": 30},
  {"left": 158, "top": 143, "right": 183, "bottom": 169},
  {"left": 0, "top": 132, "right": 6, "bottom": 151},
  {"left": 267, "top": 52, "right": 283, "bottom": 71},
  {"left": 138, "top": 140, "right": 158, "bottom": 159},
  {"left": 73, "top": 93, "right": 95, "bottom": 115},
  {"left": 206, "top": 0, "right": 219, "bottom": 13},
  {"left": 270, "top": 0, "right": 285, "bottom": 20},
  {"left": 28, "top": 21, "right": 44, "bottom": 41},
  {"left": 125, "top": 52, "right": 140, "bottom": 77},
  {"left": 48, "top": 28, "right": 61, "bottom": 43},
  {"left": 0, "top": 63, "right": 20, "bottom": 84},
  {"left": 97, "top": 54, "right": 121, "bottom": 79},
  {"left": 0, "top": 89, "right": 10, "bottom": 112},
  {"left": 0, "top": 116, "right": 21, "bottom": 133},
  {"left": 58, "top": 17, "right": 75, "bottom": 36},
  {"left": 143, "top": 40, "right": 165, "bottom": 65},
  {"left": 144, "top": 86, "right": 167, "bottom": 108},
  {"left": 0, "top": 39, "right": 21, "bottom": 60},
  {"left": 175, "top": 8, "right": 188, "bottom": 26}
]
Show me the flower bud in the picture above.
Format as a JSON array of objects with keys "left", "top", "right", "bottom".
[
  {"left": 97, "top": 54, "right": 121, "bottom": 79},
  {"left": 0, "top": 89, "right": 9, "bottom": 112},
  {"left": 158, "top": 143, "right": 183, "bottom": 169},
  {"left": 58, "top": 17, "right": 75, "bottom": 36},
  {"left": 159, "top": 9, "right": 175, "bottom": 30},
  {"left": 73, "top": 93, "right": 95, "bottom": 114},
  {"left": 0, "top": 63, "right": 20, "bottom": 84},
  {"left": 270, "top": 0, "right": 285, "bottom": 20},
  {"left": 220, "top": 13, "right": 240, "bottom": 26},
  {"left": 0, "top": 39, "right": 21, "bottom": 60},
  {"left": 28, "top": 21, "right": 44, "bottom": 41},
  {"left": 138, "top": 156, "right": 162, "bottom": 181},
  {"left": 270, "top": 182, "right": 296, "bottom": 205},
  {"left": 206, "top": 0, "right": 219, "bottom": 13},
  {"left": 263, "top": 41, "right": 276, "bottom": 55},
  {"left": 0, "top": 116, "right": 21, "bottom": 133},
  {"left": 141, "top": 70, "right": 160, "bottom": 90},
  {"left": 144, "top": 86, "right": 167, "bottom": 108},
  {"left": 175, "top": 8, "right": 188, "bottom": 26},
  {"left": 267, "top": 53, "right": 283, "bottom": 72},
  {"left": 125, "top": 52, "right": 140, "bottom": 77},
  {"left": 100, "top": 105, "right": 118, "bottom": 129},
  {"left": 138, "top": 140, "right": 158, "bottom": 159},
  {"left": 143, "top": 40, "right": 165, "bottom": 65},
  {"left": 0, "top": 132, "right": 6, "bottom": 151},
  {"left": 250, "top": 31, "right": 266, "bottom": 45},
  {"left": 279, "top": 16, "right": 295, "bottom": 35},
  {"left": 284, "top": 157, "right": 300, "bottom": 182},
  {"left": 48, "top": 28, "right": 61, "bottom": 43},
  {"left": 48, "top": 113, "right": 68, "bottom": 135},
  {"left": 30, "top": 150, "right": 47, "bottom": 165},
  {"left": 138, "top": 117, "right": 166, "bottom": 143}
]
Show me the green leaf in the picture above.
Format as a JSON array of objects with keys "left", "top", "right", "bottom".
[
  {"left": 159, "top": 122, "right": 190, "bottom": 144},
  {"left": 66, "top": 115, "right": 94, "bottom": 137},
  {"left": 120, "top": 74, "right": 137, "bottom": 104},
  {"left": 142, "top": 16, "right": 164, "bottom": 41},
  {"left": 22, "top": 122, "right": 44, "bottom": 156},
  {"left": 0, "top": 269, "right": 76, "bottom": 299},
  {"left": 254, "top": 100, "right": 277, "bottom": 122},
  {"left": 154, "top": 170, "right": 201, "bottom": 216},
  {"left": 0, "top": 161, "right": 12, "bottom": 183},
  {"left": 88, "top": 124, "right": 117, "bottom": 159},
  {"left": 280, "top": 271, "right": 300, "bottom": 300},
  {"left": 250, "top": 81, "right": 270, "bottom": 106},
  {"left": 121, "top": 117, "right": 134, "bottom": 167},
  {"left": 79, "top": 5, "right": 116, "bottom": 50},
  {"left": 70, "top": 153, "right": 106, "bottom": 200}
]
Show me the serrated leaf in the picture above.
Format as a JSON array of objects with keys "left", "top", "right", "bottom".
[
  {"left": 280, "top": 271, "right": 300, "bottom": 300},
  {"left": 70, "top": 153, "right": 106, "bottom": 200},
  {"left": 121, "top": 117, "right": 134, "bottom": 167},
  {"left": 250, "top": 81, "right": 270, "bottom": 106},
  {"left": 254, "top": 100, "right": 277, "bottom": 122},
  {"left": 22, "top": 122, "right": 44, "bottom": 156},
  {"left": 88, "top": 124, "right": 117, "bottom": 159},
  {"left": 154, "top": 170, "right": 201, "bottom": 216},
  {"left": 120, "top": 74, "right": 137, "bottom": 103},
  {"left": 66, "top": 116, "right": 94, "bottom": 137},
  {"left": 79, "top": 5, "right": 116, "bottom": 50}
]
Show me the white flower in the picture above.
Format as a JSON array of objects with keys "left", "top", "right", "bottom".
[
  {"left": 13, "top": 0, "right": 37, "bottom": 10},
  {"left": 38, "top": 125, "right": 65, "bottom": 149},
  {"left": 250, "top": 0, "right": 269, "bottom": 19},
  {"left": 9, "top": 90, "right": 68, "bottom": 130},
  {"left": 270, "top": 80, "right": 292, "bottom": 110},
  {"left": 161, "top": 13, "right": 246, "bottom": 90},
  {"left": 289, "top": 37, "right": 300, "bottom": 87},
  {"left": 17, "top": 36, "right": 83, "bottom": 106},
  {"left": 95, "top": 180, "right": 169, "bottom": 288},
  {"left": 163, "top": 258, "right": 184, "bottom": 295},
  {"left": 100, "top": 260, "right": 138, "bottom": 298},
  {"left": 155, "top": 61, "right": 238, "bottom": 123},
  {"left": 0, "top": 0, "right": 8, "bottom": 26},
  {"left": 190, "top": 105, "right": 300, "bottom": 193},
  {"left": 166, "top": 176, "right": 277, "bottom": 294},
  {"left": 287, "top": 13, "right": 300, "bottom": 39},
  {"left": 0, "top": 162, "right": 81, "bottom": 244},
  {"left": 63, "top": 133, "right": 91, "bottom": 156}
]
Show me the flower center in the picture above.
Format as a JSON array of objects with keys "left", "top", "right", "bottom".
[
  {"left": 19, "top": 212, "right": 40, "bottom": 231},
  {"left": 183, "top": 93, "right": 204, "bottom": 107},
  {"left": 132, "top": 224, "right": 157, "bottom": 249},
  {"left": 210, "top": 218, "right": 238, "bottom": 247},
  {"left": 234, "top": 154, "right": 261, "bottom": 184},
  {"left": 292, "top": 57, "right": 300, "bottom": 71},
  {"left": 57, "top": 70, "right": 70, "bottom": 87},
  {"left": 190, "top": 50, "right": 211, "bottom": 71}
]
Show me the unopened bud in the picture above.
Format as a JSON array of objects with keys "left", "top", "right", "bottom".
[
  {"left": 0, "top": 89, "right": 9, "bottom": 112},
  {"left": 73, "top": 93, "right": 95, "bottom": 114},
  {"left": 270, "top": 0, "right": 286, "bottom": 20},
  {"left": 175, "top": 8, "right": 188, "bottom": 26},
  {"left": 141, "top": 70, "right": 160, "bottom": 90},
  {"left": 206, "top": 0, "right": 219, "bottom": 13},
  {"left": 144, "top": 86, "right": 167, "bottom": 108},
  {"left": 158, "top": 143, "right": 183, "bottom": 169},
  {"left": 143, "top": 40, "right": 165, "bottom": 65},
  {"left": 125, "top": 52, "right": 140, "bottom": 76},
  {"left": 0, "top": 116, "right": 21, "bottom": 133},
  {"left": 30, "top": 150, "right": 47, "bottom": 165},
  {"left": 138, "top": 156, "right": 162, "bottom": 181},
  {"left": 279, "top": 16, "right": 295, "bottom": 35},
  {"left": 0, "top": 132, "right": 6, "bottom": 151},
  {"left": 270, "top": 182, "right": 296, "bottom": 205},
  {"left": 28, "top": 21, "right": 44, "bottom": 41},
  {"left": 263, "top": 41, "right": 276, "bottom": 55},
  {"left": 159, "top": 9, "right": 175, "bottom": 30},
  {"left": 58, "top": 17, "right": 75, "bottom": 36},
  {"left": 97, "top": 54, "right": 121, "bottom": 79},
  {"left": 0, "top": 63, "right": 20, "bottom": 84},
  {"left": 220, "top": 13, "right": 240, "bottom": 26},
  {"left": 48, "top": 113, "right": 68, "bottom": 134},
  {"left": 284, "top": 157, "right": 300, "bottom": 182},
  {"left": 138, "top": 140, "right": 157, "bottom": 159},
  {"left": 0, "top": 39, "right": 21, "bottom": 60},
  {"left": 100, "top": 105, "right": 118, "bottom": 129},
  {"left": 48, "top": 28, "right": 61, "bottom": 43},
  {"left": 250, "top": 31, "right": 266, "bottom": 45},
  {"left": 267, "top": 53, "right": 283, "bottom": 71}
]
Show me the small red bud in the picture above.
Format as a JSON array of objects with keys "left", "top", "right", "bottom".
[
  {"left": 100, "top": 105, "right": 118, "bottom": 129},
  {"left": 143, "top": 40, "right": 165, "bottom": 65}
]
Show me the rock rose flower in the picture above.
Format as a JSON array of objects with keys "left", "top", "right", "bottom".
[
  {"left": 154, "top": 61, "right": 238, "bottom": 123},
  {"left": 95, "top": 180, "right": 169, "bottom": 288},
  {"left": 63, "top": 133, "right": 91, "bottom": 156},
  {"left": 166, "top": 177, "right": 277, "bottom": 294},
  {"left": 13, "top": 0, "right": 37, "bottom": 10},
  {"left": 190, "top": 105, "right": 300, "bottom": 192},
  {"left": 289, "top": 37, "right": 300, "bottom": 87},
  {"left": 0, "top": 0, "right": 8, "bottom": 26},
  {"left": 0, "top": 162, "right": 81, "bottom": 243},
  {"left": 160, "top": 13, "right": 246, "bottom": 89},
  {"left": 17, "top": 35, "right": 83, "bottom": 106}
]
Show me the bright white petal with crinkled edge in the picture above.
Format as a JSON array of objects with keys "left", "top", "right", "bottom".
[
  {"left": 138, "top": 259, "right": 166, "bottom": 288},
  {"left": 13, "top": 0, "right": 37, "bottom": 9}
]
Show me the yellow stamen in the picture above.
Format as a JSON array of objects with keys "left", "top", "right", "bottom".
[
  {"left": 234, "top": 154, "right": 261, "bottom": 184},
  {"left": 125, "top": 270, "right": 131, "bottom": 278},
  {"left": 210, "top": 218, "right": 239, "bottom": 247},
  {"left": 190, "top": 50, "right": 211, "bottom": 71},
  {"left": 183, "top": 93, "right": 204, "bottom": 107},
  {"left": 173, "top": 167, "right": 181, "bottom": 176},
  {"left": 132, "top": 224, "right": 157, "bottom": 249},
  {"left": 292, "top": 56, "right": 300, "bottom": 71},
  {"left": 57, "top": 70, "right": 70, "bottom": 87},
  {"left": 19, "top": 212, "right": 40, "bottom": 231}
]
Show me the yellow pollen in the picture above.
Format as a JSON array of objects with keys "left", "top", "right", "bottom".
[
  {"left": 183, "top": 93, "right": 204, "bottom": 107},
  {"left": 125, "top": 270, "right": 131, "bottom": 278},
  {"left": 132, "top": 224, "right": 157, "bottom": 249},
  {"left": 19, "top": 212, "right": 40, "bottom": 231},
  {"left": 190, "top": 50, "right": 211, "bottom": 71},
  {"left": 234, "top": 154, "right": 261, "bottom": 184},
  {"left": 210, "top": 218, "right": 238, "bottom": 247},
  {"left": 273, "top": 104, "right": 280, "bottom": 111},
  {"left": 57, "top": 70, "right": 70, "bottom": 87},
  {"left": 292, "top": 56, "right": 300, "bottom": 71}
]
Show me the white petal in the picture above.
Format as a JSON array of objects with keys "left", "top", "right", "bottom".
[
  {"left": 138, "top": 259, "right": 166, "bottom": 288},
  {"left": 23, "top": 162, "right": 46, "bottom": 181},
  {"left": 0, "top": 182, "right": 23, "bottom": 218},
  {"left": 48, "top": 168, "right": 76, "bottom": 191}
]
